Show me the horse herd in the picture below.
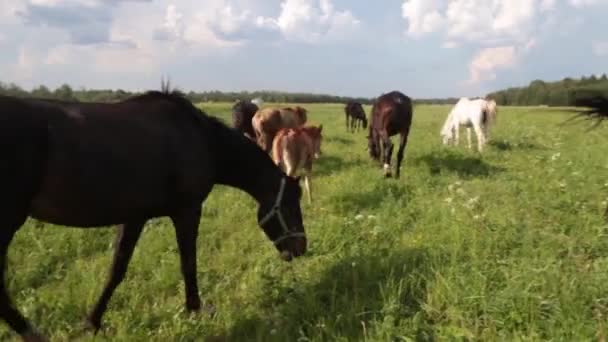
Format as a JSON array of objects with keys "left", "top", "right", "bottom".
[
  {"left": 233, "top": 91, "right": 498, "bottom": 181},
  {"left": 0, "top": 87, "right": 500, "bottom": 341}
]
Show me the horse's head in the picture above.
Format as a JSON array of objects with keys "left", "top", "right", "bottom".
[
  {"left": 304, "top": 125, "right": 323, "bottom": 159},
  {"left": 367, "top": 134, "right": 380, "bottom": 160},
  {"left": 257, "top": 176, "right": 307, "bottom": 261}
]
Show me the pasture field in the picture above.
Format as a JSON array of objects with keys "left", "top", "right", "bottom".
[{"left": 1, "top": 103, "right": 607, "bottom": 341}]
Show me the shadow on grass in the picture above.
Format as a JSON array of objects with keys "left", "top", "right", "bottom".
[
  {"left": 216, "top": 248, "right": 435, "bottom": 342},
  {"left": 328, "top": 181, "right": 413, "bottom": 212},
  {"left": 414, "top": 151, "right": 505, "bottom": 178},
  {"left": 488, "top": 139, "right": 543, "bottom": 151},
  {"left": 314, "top": 155, "right": 363, "bottom": 177},
  {"left": 325, "top": 136, "right": 357, "bottom": 146}
]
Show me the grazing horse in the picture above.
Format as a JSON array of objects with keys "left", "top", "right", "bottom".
[
  {"left": 367, "top": 91, "right": 413, "bottom": 178},
  {"left": 272, "top": 125, "right": 323, "bottom": 204},
  {"left": 232, "top": 99, "right": 259, "bottom": 140},
  {"left": 252, "top": 106, "right": 308, "bottom": 153},
  {"left": 344, "top": 101, "right": 368, "bottom": 132},
  {"left": 0, "top": 90, "right": 307, "bottom": 341},
  {"left": 440, "top": 97, "right": 494, "bottom": 152}
]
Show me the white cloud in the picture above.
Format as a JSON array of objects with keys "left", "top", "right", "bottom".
[
  {"left": 203, "top": 0, "right": 360, "bottom": 43},
  {"left": 592, "top": 40, "right": 608, "bottom": 56},
  {"left": 569, "top": 0, "right": 608, "bottom": 7},
  {"left": 467, "top": 46, "right": 517, "bottom": 83},
  {"left": 153, "top": 4, "right": 184, "bottom": 41},
  {"left": 401, "top": 0, "right": 604, "bottom": 45},
  {"left": 540, "top": 0, "right": 557, "bottom": 11},
  {"left": 401, "top": 0, "right": 444, "bottom": 36},
  {"left": 273, "top": 0, "right": 360, "bottom": 42}
]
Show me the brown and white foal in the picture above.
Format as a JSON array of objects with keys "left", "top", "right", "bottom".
[{"left": 272, "top": 125, "right": 323, "bottom": 204}]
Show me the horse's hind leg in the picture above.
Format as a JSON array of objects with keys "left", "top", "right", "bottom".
[
  {"left": 0, "top": 210, "right": 47, "bottom": 342},
  {"left": 87, "top": 221, "right": 145, "bottom": 331},
  {"left": 395, "top": 131, "right": 410, "bottom": 179},
  {"left": 380, "top": 132, "right": 394, "bottom": 178}
]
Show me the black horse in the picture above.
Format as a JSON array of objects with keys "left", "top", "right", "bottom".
[
  {"left": 232, "top": 99, "right": 259, "bottom": 140},
  {"left": 344, "top": 101, "right": 367, "bottom": 132},
  {"left": 0, "top": 89, "right": 306, "bottom": 341},
  {"left": 367, "top": 91, "right": 413, "bottom": 178}
]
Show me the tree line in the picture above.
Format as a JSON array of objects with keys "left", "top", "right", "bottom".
[
  {"left": 0, "top": 81, "right": 377, "bottom": 105},
  {"left": 0, "top": 81, "right": 463, "bottom": 105},
  {"left": 487, "top": 74, "right": 608, "bottom": 106}
]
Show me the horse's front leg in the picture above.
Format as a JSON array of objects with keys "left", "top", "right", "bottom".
[
  {"left": 87, "top": 221, "right": 146, "bottom": 331},
  {"left": 171, "top": 207, "right": 210, "bottom": 313},
  {"left": 473, "top": 124, "right": 485, "bottom": 153}
]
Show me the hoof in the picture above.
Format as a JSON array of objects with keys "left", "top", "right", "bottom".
[
  {"left": 383, "top": 163, "right": 392, "bottom": 178},
  {"left": 187, "top": 301, "right": 216, "bottom": 318},
  {"left": 83, "top": 314, "right": 104, "bottom": 335},
  {"left": 201, "top": 303, "right": 217, "bottom": 317}
]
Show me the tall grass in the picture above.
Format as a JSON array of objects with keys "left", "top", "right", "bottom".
[{"left": 1, "top": 104, "right": 606, "bottom": 341}]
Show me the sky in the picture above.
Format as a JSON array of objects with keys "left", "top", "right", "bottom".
[{"left": 0, "top": 0, "right": 607, "bottom": 98}]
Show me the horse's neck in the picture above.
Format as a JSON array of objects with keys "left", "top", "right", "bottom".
[{"left": 213, "top": 129, "right": 282, "bottom": 203}]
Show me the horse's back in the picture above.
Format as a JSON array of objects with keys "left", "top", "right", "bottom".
[
  {"left": 1, "top": 95, "right": 215, "bottom": 226},
  {"left": 373, "top": 91, "right": 412, "bottom": 134}
]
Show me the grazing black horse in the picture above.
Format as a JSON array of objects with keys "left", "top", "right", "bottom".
[
  {"left": 344, "top": 101, "right": 367, "bottom": 132},
  {"left": 0, "top": 90, "right": 306, "bottom": 341},
  {"left": 367, "top": 91, "right": 413, "bottom": 178},
  {"left": 232, "top": 99, "right": 259, "bottom": 139}
]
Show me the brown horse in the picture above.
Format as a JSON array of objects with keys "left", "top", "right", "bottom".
[
  {"left": 368, "top": 91, "right": 413, "bottom": 178},
  {"left": 344, "top": 101, "right": 367, "bottom": 132},
  {"left": 0, "top": 89, "right": 306, "bottom": 341},
  {"left": 272, "top": 125, "right": 323, "bottom": 204},
  {"left": 232, "top": 99, "right": 259, "bottom": 140},
  {"left": 252, "top": 106, "right": 308, "bottom": 153}
]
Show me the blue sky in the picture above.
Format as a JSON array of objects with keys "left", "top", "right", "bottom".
[{"left": 0, "top": 0, "right": 606, "bottom": 98}]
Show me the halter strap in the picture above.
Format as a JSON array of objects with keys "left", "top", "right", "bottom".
[{"left": 259, "top": 178, "right": 305, "bottom": 245}]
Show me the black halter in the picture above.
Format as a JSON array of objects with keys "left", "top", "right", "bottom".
[{"left": 259, "top": 178, "right": 305, "bottom": 245}]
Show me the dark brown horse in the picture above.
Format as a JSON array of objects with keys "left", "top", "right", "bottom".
[
  {"left": 344, "top": 101, "right": 367, "bottom": 132},
  {"left": 0, "top": 89, "right": 307, "bottom": 341},
  {"left": 367, "top": 91, "right": 413, "bottom": 178},
  {"left": 232, "top": 99, "right": 259, "bottom": 139}
]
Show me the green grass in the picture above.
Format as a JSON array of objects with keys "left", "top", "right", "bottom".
[{"left": 1, "top": 103, "right": 607, "bottom": 341}]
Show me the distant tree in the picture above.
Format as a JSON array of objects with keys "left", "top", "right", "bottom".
[{"left": 54, "top": 84, "right": 75, "bottom": 101}]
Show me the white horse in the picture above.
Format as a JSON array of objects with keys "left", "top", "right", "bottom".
[{"left": 440, "top": 97, "right": 497, "bottom": 152}]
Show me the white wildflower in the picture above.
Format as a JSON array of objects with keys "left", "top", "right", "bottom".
[
  {"left": 551, "top": 152, "right": 561, "bottom": 161},
  {"left": 354, "top": 214, "right": 364, "bottom": 221},
  {"left": 444, "top": 197, "right": 453, "bottom": 204}
]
